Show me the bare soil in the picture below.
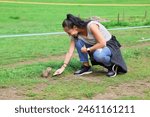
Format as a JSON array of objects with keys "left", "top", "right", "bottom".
[
  {"left": 0, "top": 87, "right": 26, "bottom": 100},
  {"left": 0, "top": 76, "right": 150, "bottom": 100},
  {"left": 93, "top": 79, "right": 150, "bottom": 100}
]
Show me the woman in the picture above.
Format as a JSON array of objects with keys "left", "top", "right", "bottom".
[{"left": 53, "top": 14, "right": 127, "bottom": 77}]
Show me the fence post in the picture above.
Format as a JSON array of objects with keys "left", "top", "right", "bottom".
[
  {"left": 123, "top": 9, "right": 125, "bottom": 21},
  {"left": 117, "top": 13, "right": 120, "bottom": 24},
  {"left": 144, "top": 10, "right": 147, "bottom": 19}
]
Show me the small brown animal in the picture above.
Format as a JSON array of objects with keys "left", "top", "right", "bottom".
[{"left": 41, "top": 67, "right": 52, "bottom": 78}]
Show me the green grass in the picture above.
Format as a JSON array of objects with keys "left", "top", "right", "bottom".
[
  {"left": 111, "top": 28, "right": 150, "bottom": 46},
  {"left": 0, "top": 54, "right": 149, "bottom": 99},
  {"left": 143, "top": 90, "right": 150, "bottom": 99},
  {"left": 0, "top": 35, "right": 69, "bottom": 65},
  {"left": 0, "top": 2, "right": 150, "bottom": 34},
  {"left": 0, "top": 41, "right": 150, "bottom": 99},
  {"left": 0, "top": 28, "right": 149, "bottom": 65},
  {"left": 13, "top": 0, "right": 150, "bottom": 4},
  {"left": 0, "top": 1, "right": 150, "bottom": 100}
]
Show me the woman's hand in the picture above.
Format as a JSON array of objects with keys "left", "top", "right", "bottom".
[
  {"left": 53, "top": 67, "right": 65, "bottom": 76},
  {"left": 81, "top": 45, "right": 87, "bottom": 53}
]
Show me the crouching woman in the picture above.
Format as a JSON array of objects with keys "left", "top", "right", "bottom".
[{"left": 53, "top": 14, "right": 127, "bottom": 77}]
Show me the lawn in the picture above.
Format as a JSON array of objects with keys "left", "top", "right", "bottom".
[
  {"left": 5, "top": 0, "right": 150, "bottom": 4},
  {"left": 0, "top": 0, "right": 150, "bottom": 100},
  {"left": 0, "top": 1, "right": 150, "bottom": 34}
]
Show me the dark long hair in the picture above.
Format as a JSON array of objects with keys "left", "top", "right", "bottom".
[{"left": 62, "top": 14, "right": 90, "bottom": 29}]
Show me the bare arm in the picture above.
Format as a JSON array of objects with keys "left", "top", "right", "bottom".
[
  {"left": 53, "top": 39, "right": 75, "bottom": 75},
  {"left": 63, "top": 39, "right": 75, "bottom": 66}
]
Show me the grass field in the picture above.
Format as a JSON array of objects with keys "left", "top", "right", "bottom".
[
  {"left": 0, "top": 1, "right": 150, "bottom": 34},
  {"left": 0, "top": 0, "right": 150, "bottom": 99},
  {"left": 3, "top": 0, "right": 150, "bottom": 4}
]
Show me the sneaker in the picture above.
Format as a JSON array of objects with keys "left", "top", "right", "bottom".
[
  {"left": 74, "top": 65, "right": 92, "bottom": 76},
  {"left": 106, "top": 64, "right": 118, "bottom": 77}
]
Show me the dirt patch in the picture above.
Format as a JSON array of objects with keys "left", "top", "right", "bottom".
[
  {"left": 32, "top": 83, "right": 49, "bottom": 94},
  {"left": 88, "top": 16, "right": 110, "bottom": 22},
  {"left": 0, "top": 80, "right": 58, "bottom": 100},
  {"left": 76, "top": 71, "right": 106, "bottom": 83},
  {"left": 62, "top": 74, "right": 102, "bottom": 83},
  {"left": 0, "top": 87, "right": 26, "bottom": 100},
  {"left": 31, "top": 78, "right": 59, "bottom": 93},
  {"left": 1, "top": 77, "right": 150, "bottom": 100},
  {"left": 93, "top": 79, "right": 150, "bottom": 100}
]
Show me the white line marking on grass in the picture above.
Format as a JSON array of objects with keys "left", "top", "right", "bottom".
[
  {"left": 108, "top": 26, "right": 150, "bottom": 31},
  {"left": 138, "top": 38, "right": 150, "bottom": 42},
  {"left": 0, "top": 1, "right": 150, "bottom": 6},
  {"left": 0, "top": 26, "right": 150, "bottom": 39},
  {"left": 0, "top": 32, "right": 66, "bottom": 38}
]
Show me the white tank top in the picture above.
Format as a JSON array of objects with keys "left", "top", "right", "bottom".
[{"left": 76, "top": 21, "right": 112, "bottom": 45}]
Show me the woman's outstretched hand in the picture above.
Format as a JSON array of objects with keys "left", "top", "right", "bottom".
[{"left": 53, "top": 67, "right": 65, "bottom": 76}]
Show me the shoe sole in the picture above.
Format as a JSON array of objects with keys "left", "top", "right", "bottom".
[
  {"left": 110, "top": 65, "right": 118, "bottom": 77},
  {"left": 108, "top": 72, "right": 117, "bottom": 77},
  {"left": 74, "top": 71, "right": 93, "bottom": 76},
  {"left": 112, "top": 64, "right": 116, "bottom": 71}
]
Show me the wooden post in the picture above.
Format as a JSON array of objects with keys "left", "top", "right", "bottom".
[
  {"left": 144, "top": 11, "right": 147, "bottom": 18},
  {"left": 123, "top": 9, "right": 125, "bottom": 21},
  {"left": 117, "top": 13, "right": 120, "bottom": 24}
]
